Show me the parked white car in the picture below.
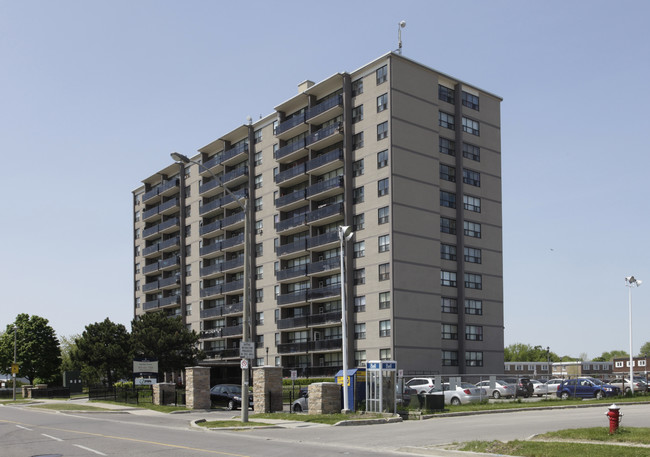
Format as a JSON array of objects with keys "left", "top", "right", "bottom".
[
  {"left": 406, "top": 377, "right": 436, "bottom": 394},
  {"left": 428, "top": 382, "right": 487, "bottom": 406},
  {"left": 540, "top": 378, "right": 564, "bottom": 395},
  {"left": 608, "top": 377, "right": 648, "bottom": 393},
  {"left": 475, "top": 380, "right": 515, "bottom": 399}
]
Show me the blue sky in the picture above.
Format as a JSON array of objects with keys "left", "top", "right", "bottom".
[{"left": 1, "top": 0, "right": 648, "bottom": 360}]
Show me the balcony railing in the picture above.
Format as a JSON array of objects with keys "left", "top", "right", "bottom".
[
  {"left": 221, "top": 325, "right": 243, "bottom": 337},
  {"left": 222, "top": 256, "right": 244, "bottom": 272},
  {"left": 200, "top": 220, "right": 222, "bottom": 236},
  {"left": 143, "top": 236, "right": 180, "bottom": 256},
  {"left": 222, "top": 279, "right": 244, "bottom": 293},
  {"left": 308, "top": 285, "right": 340, "bottom": 301},
  {"left": 275, "top": 189, "right": 306, "bottom": 208},
  {"left": 310, "top": 338, "right": 342, "bottom": 351},
  {"left": 308, "top": 311, "right": 342, "bottom": 326},
  {"left": 306, "top": 176, "right": 343, "bottom": 198},
  {"left": 222, "top": 142, "right": 248, "bottom": 163},
  {"left": 276, "top": 214, "right": 307, "bottom": 232},
  {"left": 307, "top": 257, "right": 340, "bottom": 275},
  {"left": 277, "top": 342, "right": 309, "bottom": 354},
  {"left": 204, "top": 349, "right": 239, "bottom": 359},
  {"left": 276, "top": 264, "right": 308, "bottom": 281},
  {"left": 281, "top": 366, "right": 342, "bottom": 378},
  {"left": 159, "top": 295, "right": 180, "bottom": 307},
  {"left": 159, "top": 276, "right": 180, "bottom": 288},
  {"left": 202, "top": 153, "right": 223, "bottom": 171},
  {"left": 143, "top": 179, "right": 179, "bottom": 202},
  {"left": 200, "top": 285, "right": 223, "bottom": 298},
  {"left": 275, "top": 138, "right": 306, "bottom": 161},
  {"left": 222, "top": 167, "right": 248, "bottom": 185},
  {"left": 277, "top": 290, "right": 308, "bottom": 306},
  {"left": 200, "top": 262, "right": 222, "bottom": 277},
  {"left": 306, "top": 95, "right": 343, "bottom": 121},
  {"left": 275, "top": 163, "right": 306, "bottom": 184},
  {"left": 306, "top": 123, "right": 341, "bottom": 147},
  {"left": 277, "top": 239, "right": 307, "bottom": 257},
  {"left": 221, "top": 212, "right": 245, "bottom": 229},
  {"left": 307, "top": 231, "right": 338, "bottom": 249},
  {"left": 222, "top": 234, "right": 244, "bottom": 250},
  {"left": 277, "top": 316, "right": 308, "bottom": 329},
  {"left": 275, "top": 113, "right": 305, "bottom": 136},
  {"left": 306, "top": 149, "right": 343, "bottom": 173},
  {"left": 306, "top": 203, "right": 343, "bottom": 223},
  {"left": 200, "top": 241, "right": 222, "bottom": 257}
]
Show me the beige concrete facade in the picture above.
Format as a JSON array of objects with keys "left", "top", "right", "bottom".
[{"left": 133, "top": 52, "right": 503, "bottom": 380}]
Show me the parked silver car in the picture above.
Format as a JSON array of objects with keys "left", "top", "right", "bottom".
[
  {"left": 406, "top": 377, "right": 436, "bottom": 394},
  {"left": 428, "top": 382, "right": 487, "bottom": 406},
  {"left": 475, "top": 380, "right": 515, "bottom": 399},
  {"left": 607, "top": 377, "right": 648, "bottom": 393}
]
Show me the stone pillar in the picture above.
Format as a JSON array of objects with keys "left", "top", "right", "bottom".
[
  {"left": 153, "top": 382, "right": 176, "bottom": 406},
  {"left": 308, "top": 382, "right": 341, "bottom": 415},
  {"left": 252, "top": 366, "right": 283, "bottom": 413},
  {"left": 185, "top": 366, "right": 211, "bottom": 410},
  {"left": 21, "top": 385, "right": 32, "bottom": 398}
]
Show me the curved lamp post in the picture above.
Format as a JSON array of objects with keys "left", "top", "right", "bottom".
[
  {"left": 338, "top": 225, "right": 354, "bottom": 413},
  {"left": 171, "top": 152, "right": 251, "bottom": 422},
  {"left": 625, "top": 276, "right": 642, "bottom": 395}
]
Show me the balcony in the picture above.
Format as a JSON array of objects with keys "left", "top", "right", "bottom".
[
  {"left": 277, "top": 290, "right": 308, "bottom": 306},
  {"left": 159, "top": 276, "right": 181, "bottom": 290},
  {"left": 306, "top": 123, "right": 343, "bottom": 151},
  {"left": 158, "top": 198, "right": 180, "bottom": 216},
  {"left": 143, "top": 179, "right": 179, "bottom": 204},
  {"left": 277, "top": 342, "right": 309, "bottom": 354},
  {"left": 307, "top": 231, "right": 338, "bottom": 250},
  {"left": 159, "top": 295, "right": 180, "bottom": 308},
  {"left": 199, "top": 177, "right": 222, "bottom": 197},
  {"left": 221, "top": 142, "right": 249, "bottom": 166},
  {"left": 275, "top": 113, "right": 307, "bottom": 140},
  {"left": 281, "top": 365, "right": 342, "bottom": 378},
  {"left": 143, "top": 299, "right": 159, "bottom": 311},
  {"left": 142, "top": 236, "right": 180, "bottom": 258},
  {"left": 305, "top": 94, "right": 343, "bottom": 125},
  {"left": 274, "top": 163, "right": 307, "bottom": 186},
  {"left": 159, "top": 256, "right": 180, "bottom": 271},
  {"left": 200, "top": 284, "right": 222, "bottom": 298},
  {"left": 142, "top": 281, "right": 159, "bottom": 293},
  {"left": 277, "top": 316, "right": 308, "bottom": 330},
  {"left": 143, "top": 217, "right": 180, "bottom": 240},
  {"left": 308, "top": 311, "right": 342, "bottom": 326},
  {"left": 306, "top": 149, "right": 344, "bottom": 175},
  {"left": 277, "top": 239, "right": 307, "bottom": 258},
  {"left": 221, "top": 212, "right": 245, "bottom": 231},
  {"left": 200, "top": 328, "right": 223, "bottom": 339},
  {"left": 309, "top": 338, "right": 342, "bottom": 352},
  {"left": 222, "top": 256, "right": 244, "bottom": 272},
  {"left": 221, "top": 234, "right": 244, "bottom": 252},
  {"left": 222, "top": 167, "right": 249, "bottom": 187},
  {"left": 200, "top": 302, "right": 243, "bottom": 319},
  {"left": 275, "top": 189, "right": 306, "bottom": 211},
  {"left": 306, "top": 176, "right": 343, "bottom": 200},
  {"left": 200, "top": 240, "right": 222, "bottom": 258},
  {"left": 308, "top": 285, "right": 340, "bottom": 302},
  {"left": 275, "top": 138, "right": 308, "bottom": 163},
  {"left": 222, "top": 279, "right": 244, "bottom": 293},
  {"left": 202, "top": 153, "right": 223, "bottom": 174},
  {"left": 204, "top": 349, "right": 239, "bottom": 359},
  {"left": 221, "top": 325, "right": 243, "bottom": 337},
  {"left": 221, "top": 189, "right": 248, "bottom": 210},
  {"left": 307, "top": 257, "right": 340, "bottom": 276},
  {"left": 306, "top": 202, "right": 343, "bottom": 225},
  {"left": 200, "top": 262, "right": 222, "bottom": 278},
  {"left": 276, "top": 213, "right": 307, "bottom": 235},
  {"left": 200, "top": 219, "right": 222, "bottom": 237},
  {"left": 275, "top": 264, "right": 307, "bottom": 281},
  {"left": 199, "top": 199, "right": 222, "bottom": 217}
]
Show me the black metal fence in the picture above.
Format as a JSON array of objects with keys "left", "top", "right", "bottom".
[
  {"left": 30, "top": 387, "right": 70, "bottom": 399},
  {"left": 88, "top": 386, "right": 153, "bottom": 405},
  {"left": 162, "top": 387, "right": 186, "bottom": 406}
]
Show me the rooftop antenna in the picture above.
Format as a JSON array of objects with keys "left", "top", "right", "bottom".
[{"left": 397, "top": 20, "right": 406, "bottom": 55}]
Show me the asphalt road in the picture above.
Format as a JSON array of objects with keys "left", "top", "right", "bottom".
[{"left": 2, "top": 402, "right": 650, "bottom": 457}]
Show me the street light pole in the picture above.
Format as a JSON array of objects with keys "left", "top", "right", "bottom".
[
  {"left": 338, "top": 225, "right": 353, "bottom": 413},
  {"left": 625, "top": 276, "right": 642, "bottom": 395},
  {"left": 12, "top": 325, "right": 17, "bottom": 401},
  {"left": 171, "top": 152, "right": 251, "bottom": 422}
]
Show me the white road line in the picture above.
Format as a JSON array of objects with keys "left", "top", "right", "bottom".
[
  {"left": 42, "top": 433, "right": 63, "bottom": 441},
  {"left": 16, "top": 425, "right": 33, "bottom": 431},
  {"left": 73, "top": 444, "right": 107, "bottom": 455}
]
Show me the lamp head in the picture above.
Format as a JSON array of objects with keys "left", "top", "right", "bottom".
[
  {"left": 170, "top": 152, "right": 190, "bottom": 164},
  {"left": 339, "top": 225, "right": 354, "bottom": 241},
  {"left": 626, "top": 276, "right": 642, "bottom": 287},
  {"left": 399, "top": 20, "right": 406, "bottom": 28}
]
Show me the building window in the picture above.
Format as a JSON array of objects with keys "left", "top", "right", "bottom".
[
  {"left": 464, "top": 221, "right": 481, "bottom": 238},
  {"left": 380, "top": 349, "right": 392, "bottom": 361},
  {"left": 256, "top": 312, "right": 264, "bottom": 326},
  {"left": 379, "top": 292, "right": 390, "bottom": 309},
  {"left": 379, "top": 320, "right": 391, "bottom": 337},
  {"left": 463, "top": 143, "right": 480, "bottom": 162},
  {"left": 441, "top": 244, "right": 457, "bottom": 261},
  {"left": 135, "top": 228, "right": 140, "bottom": 239},
  {"left": 440, "top": 191, "right": 456, "bottom": 208},
  {"left": 135, "top": 210, "right": 140, "bottom": 222},
  {"left": 135, "top": 297, "right": 141, "bottom": 308},
  {"left": 442, "top": 350, "right": 458, "bottom": 366},
  {"left": 440, "top": 217, "right": 456, "bottom": 235},
  {"left": 353, "top": 159, "right": 364, "bottom": 177},
  {"left": 377, "top": 149, "right": 388, "bottom": 168},
  {"left": 185, "top": 264, "right": 192, "bottom": 277},
  {"left": 438, "top": 85, "right": 455, "bottom": 104},
  {"left": 463, "top": 169, "right": 481, "bottom": 187},
  {"left": 255, "top": 265, "right": 264, "bottom": 280},
  {"left": 464, "top": 247, "right": 482, "bottom": 264},
  {"left": 254, "top": 151, "right": 262, "bottom": 166},
  {"left": 378, "top": 263, "right": 390, "bottom": 281},
  {"left": 463, "top": 195, "right": 481, "bottom": 213},
  {"left": 377, "top": 93, "right": 388, "bottom": 112},
  {"left": 378, "top": 178, "right": 389, "bottom": 196},
  {"left": 353, "top": 213, "right": 365, "bottom": 231},
  {"left": 255, "top": 197, "right": 263, "bottom": 212},
  {"left": 439, "top": 112, "right": 455, "bottom": 130},
  {"left": 353, "top": 241, "right": 365, "bottom": 258},
  {"left": 464, "top": 273, "right": 482, "bottom": 289},
  {"left": 466, "top": 351, "right": 483, "bottom": 367},
  {"left": 352, "top": 78, "right": 363, "bottom": 96},
  {"left": 462, "top": 117, "right": 480, "bottom": 135},
  {"left": 352, "top": 132, "right": 364, "bottom": 150},
  {"left": 355, "top": 350, "right": 367, "bottom": 367},
  {"left": 466, "top": 325, "right": 483, "bottom": 341},
  {"left": 378, "top": 235, "right": 390, "bottom": 252},
  {"left": 378, "top": 206, "right": 389, "bottom": 225},
  {"left": 355, "top": 296, "right": 366, "bottom": 313},
  {"left": 442, "top": 324, "right": 458, "bottom": 340},
  {"left": 352, "top": 105, "right": 364, "bottom": 124},
  {"left": 185, "top": 205, "right": 191, "bottom": 217},
  {"left": 441, "top": 297, "right": 457, "bottom": 313},
  {"left": 465, "top": 299, "right": 482, "bottom": 315},
  {"left": 255, "top": 242, "right": 263, "bottom": 257},
  {"left": 135, "top": 280, "right": 140, "bottom": 291},
  {"left": 439, "top": 137, "right": 455, "bottom": 156},
  {"left": 377, "top": 121, "right": 388, "bottom": 140},
  {"left": 353, "top": 186, "right": 364, "bottom": 204},
  {"left": 441, "top": 271, "right": 457, "bottom": 287},
  {"left": 255, "top": 288, "right": 264, "bottom": 303},
  {"left": 135, "top": 263, "right": 140, "bottom": 274},
  {"left": 254, "top": 129, "right": 262, "bottom": 144},
  {"left": 255, "top": 174, "right": 263, "bottom": 189},
  {"left": 255, "top": 219, "right": 263, "bottom": 235},
  {"left": 354, "top": 268, "right": 365, "bottom": 285},
  {"left": 462, "top": 91, "right": 479, "bottom": 110},
  {"left": 440, "top": 164, "right": 456, "bottom": 182},
  {"left": 376, "top": 65, "right": 387, "bottom": 84},
  {"left": 355, "top": 323, "right": 366, "bottom": 339}
]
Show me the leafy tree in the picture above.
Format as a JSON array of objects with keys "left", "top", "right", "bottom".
[
  {"left": 638, "top": 341, "right": 650, "bottom": 357},
  {"left": 59, "top": 334, "right": 82, "bottom": 373},
  {"left": 73, "top": 318, "right": 132, "bottom": 386},
  {"left": 131, "top": 312, "right": 203, "bottom": 379},
  {"left": 592, "top": 350, "right": 629, "bottom": 362},
  {"left": 0, "top": 314, "right": 61, "bottom": 384},
  {"left": 504, "top": 343, "right": 560, "bottom": 362}
]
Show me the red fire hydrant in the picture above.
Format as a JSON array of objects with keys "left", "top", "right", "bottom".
[{"left": 605, "top": 404, "right": 622, "bottom": 434}]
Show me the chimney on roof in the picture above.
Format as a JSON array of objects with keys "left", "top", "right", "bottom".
[{"left": 298, "top": 80, "right": 315, "bottom": 93}]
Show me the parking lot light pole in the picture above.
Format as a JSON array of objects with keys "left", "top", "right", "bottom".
[
  {"left": 625, "top": 276, "right": 642, "bottom": 394},
  {"left": 12, "top": 325, "right": 17, "bottom": 401},
  {"left": 339, "top": 225, "right": 354, "bottom": 413},
  {"left": 171, "top": 152, "right": 250, "bottom": 422}
]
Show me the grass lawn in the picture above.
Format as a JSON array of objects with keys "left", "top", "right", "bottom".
[
  {"left": 88, "top": 400, "right": 187, "bottom": 413},
  {"left": 29, "top": 403, "right": 112, "bottom": 411},
  {"left": 252, "top": 412, "right": 387, "bottom": 425},
  {"left": 459, "top": 427, "right": 650, "bottom": 456},
  {"left": 197, "top": 420, "right": 276, "bottom": 428}
]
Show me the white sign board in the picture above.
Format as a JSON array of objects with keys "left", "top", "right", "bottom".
[
  {"left": 290, "top": 370, "right": 298, "bottom": 380},
  {"left": 240, "top": 342, "right": 255, "bottom": 359},
  {"left": 240, "top": 359, "right": 249, "bottom": 369},
  {"left": 133, "top": 359, "right": 158, "bottom": 373}
]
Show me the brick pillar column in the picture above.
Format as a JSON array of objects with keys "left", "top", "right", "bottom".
[
  {"left": 185, "top": 367, "right": 211, "bottom": 410},
  {"left": 153, "top": 382, "right": 176, "bottom": 406},
  {"left": 253, "top": 366, "right": 283, "bottom": 413},
  {"left": 309, "top": 382, "right": 341, "bottom": 415}
]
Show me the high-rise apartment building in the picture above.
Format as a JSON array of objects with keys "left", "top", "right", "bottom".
[{"left": 133, "top": 52, "right": 503, "bottom": 382}]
